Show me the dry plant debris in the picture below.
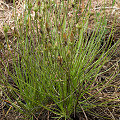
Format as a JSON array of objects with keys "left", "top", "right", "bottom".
[{"left": 0, "top": 0, "right": 120, "bottom": 120}]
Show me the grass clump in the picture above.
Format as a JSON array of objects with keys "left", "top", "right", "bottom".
[{"left": 0, "top": 0, "right": 120, "bottom": 119}]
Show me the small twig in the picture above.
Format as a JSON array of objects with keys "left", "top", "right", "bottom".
[
  {"left": 32, "top": 113, "right": 38, "bottom": 120},
  {"left": 79, "top": 104, "right": 88, "bottom": 120},
  {"left": 93, "top": 7, "right": 120, "bottom": 11},
  {"left": 0, "top": 1, "right": 9, "bottom": 10},
  {"left": 107, "top": 107, "right": 116, "bottom": 120},
  {"left": 47, "top": 110, "right": 49, "bottom": 120},
  {"left": 1, "top": 100, "right": 17, "bottom": 119},
  {"left": 37, "top": 108, "right": 45, "bottom": 119}
]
